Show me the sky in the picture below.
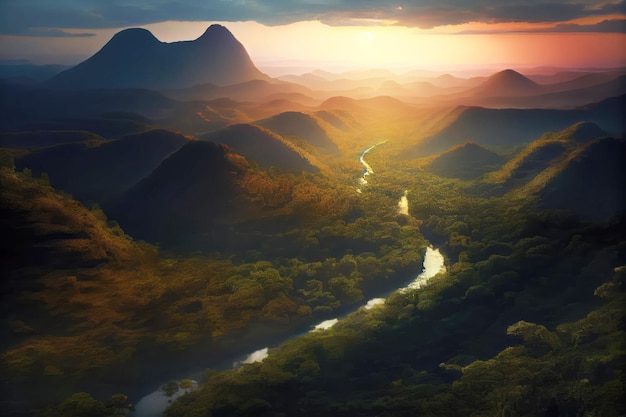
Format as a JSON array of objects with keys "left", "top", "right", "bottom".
[{"left": 0, "top": 0, "right": 625, "bottom": 74}]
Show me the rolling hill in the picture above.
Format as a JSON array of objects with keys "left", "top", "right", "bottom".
[
  {"left": 486, "top": 122, "right": 607, "bottom": 189},
  {"left": 200, "top": 123, "right": 320, "bottom": 173},
  {"left": 48, "top": 25, "right": 268, "bottom": 89},
  {"left": 256, "top": 112, "right": 339, "bottom": 154},
  {"left": 424, "top": 142, "right": 504, "bottom": 180}
]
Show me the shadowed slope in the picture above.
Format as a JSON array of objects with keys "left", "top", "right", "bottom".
[
  {"left": 539, "top": 137, "right": 626, "bottom": 221},
  {"left": 107, "top": 141, "right": 247, "bottom": 244},
  {"left": 486, "top": 122, "right": 607, "bottom": 189}
]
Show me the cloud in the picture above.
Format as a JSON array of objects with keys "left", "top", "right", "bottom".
[
  {"left": 458, "top": 18, "right": 626, "bottom": 34},
  {"left": 549, "top": 18, "right": 626, "bottom": 32},
  {"left": 0, "top": 0, "right": 625, "bottom": 36},
  {"left": 14, "top": 29, "right": 97, "bottom": 38}
]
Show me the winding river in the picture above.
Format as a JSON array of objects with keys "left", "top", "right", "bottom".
[
  {"left": 356, "top": 141, "right": 386, "bottom": 193},
  {"left": 134, "top": 144, "right": 445, "bottom": 416}
]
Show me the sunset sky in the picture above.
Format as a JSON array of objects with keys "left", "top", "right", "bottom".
[{"left": 0, "top": 0, "right": 624, "bottom": 74}]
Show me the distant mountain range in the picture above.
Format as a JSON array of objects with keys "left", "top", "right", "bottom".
[{"left": 48, "top": 25, "right": 268, "bottom": 89}]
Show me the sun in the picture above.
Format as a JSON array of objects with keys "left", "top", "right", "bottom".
[{"left": 358, "top": 31, "right": 374, "bottom": 46}]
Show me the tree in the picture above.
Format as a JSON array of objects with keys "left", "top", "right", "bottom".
[
  {"left": 179, "top": 379, "right": 196, "bottom": 393},
  {"left": 161, "top": 381, "right": 180, "bottom": 397}
]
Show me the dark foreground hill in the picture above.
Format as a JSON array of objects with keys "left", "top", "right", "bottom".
[
  {"left": 106, "top": 141, "right": 249, "bottom": 246},
  {"left": 48, "top": 25, "right": 268, "bottom": 89}
]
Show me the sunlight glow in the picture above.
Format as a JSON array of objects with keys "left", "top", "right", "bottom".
[
  {"left": 238, "top": 347, "right": 269, "bottom": 365},
  {"left": 2, "top": 18, "right": 624, "bottom": 70},
  {"left": 398, "top": 190, "right": 409, "bottom": 216},
  {"left": 364, "top": 298, "right": 385, "bottom": 309},
  {"left": 313, "top": 318, "right": 339, "bottom": 330}
]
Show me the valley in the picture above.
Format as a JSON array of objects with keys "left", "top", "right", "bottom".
[{"left": 0, "top": 23, "right": 624, "bottom": 417}]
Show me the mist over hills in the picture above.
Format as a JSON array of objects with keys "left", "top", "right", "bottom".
[{"left": 48, "top": 25, "right": 268, "bottom": 89}]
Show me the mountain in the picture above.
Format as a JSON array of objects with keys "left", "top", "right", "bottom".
[
  {"left": 13, "top": 129, "right": 189, "bottom": 201},
  {"left": 424, "top": 142, "right": 504, "bottom": 180},
  {"left": 200, "top": 123, "right": 319, "bottom": 173},
  {"left": 469, "top": 69, "right": 542, "bottom": 97},
  {"left": 539, "top": 137, "right": 626, "bottom": 221},
  {"left": 48, "top": 25, "right": 268, "bottom": 89},
  {"left": 256, "top": 112, "right": 339, "bottom": 154}
]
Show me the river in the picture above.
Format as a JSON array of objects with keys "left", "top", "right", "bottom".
[
  {"left": 134, "top": 247, "right": 445, "bottom": 416},
  {"left": 356, "top": 141, "right": 386, "bottom": 193},
  {"left": 134, "top": 143, "right": 444, "bottom": 416}
]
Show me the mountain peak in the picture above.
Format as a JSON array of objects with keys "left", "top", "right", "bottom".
[
  {"left": 108, "top": 28, "right": 161, "bottom": 47},
  {"left": 487, "top": 69, "right": 537, "bottom": 85},
  {"left": 473, "top": 68, "right": 541, "bottom": 97},
  {"left": 197, "top": 24, "right": 237, "bottom": 42}
]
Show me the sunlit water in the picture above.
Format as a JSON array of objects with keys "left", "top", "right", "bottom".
[
  {"left": 313, "top": 318, "right": 339, "bottom": 330},
  {"left": 134, "top": 246, "right": 445, "bottom": 417},
  {"left": 134, "top": 380, "right": 197, "bottom": 417},
  {"left": 134, "top": 142, "right": 444, "bottom": 417},
  {"left": 356, "top": 142, "right": 386, "bottom": 193},
  {"left": 398, "top": 190, "right": 409, "bottom": 215}
]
